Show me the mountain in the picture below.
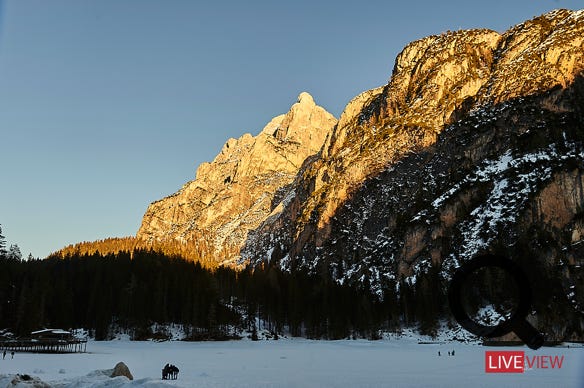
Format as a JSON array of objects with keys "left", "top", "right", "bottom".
[
  {"left": 135, "top": 10, "right": 584, "bottom": 337},
  {"left": 239, "top": 9, "right": 584, "bottom": 336},
  {"left": 244, "top": 9, "right": 584, "bottom": 274},
  {"left": 136, "top": 92, "right": 337, "bottom": 265}
]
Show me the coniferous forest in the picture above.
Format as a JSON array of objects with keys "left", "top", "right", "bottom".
[
  {"left": 0, "top": 225, "right": 445, "bottom": 341},
  {"left": 0, "top": 226, "right": 580, "bottom": 341},
  {"left": 0, "top": 246, "right": 446, "bottom": 341}
]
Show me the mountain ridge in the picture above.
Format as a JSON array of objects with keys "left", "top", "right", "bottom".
[
  {"left": 245, "top": 9, "right": 583, "bottom": 256},
  {"left": 237, "top": 9, "right": 584, "bottom": 338},
  {"left": 135, "top": 10, "right": 584, "bottom": 280}
]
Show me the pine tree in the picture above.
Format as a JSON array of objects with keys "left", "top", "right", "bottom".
[
  {"left": 0, "top": 225, "right": 7, "bottom": 258},
  {"left": 7, "top": 244, "right": 22, "bottom": 261}
]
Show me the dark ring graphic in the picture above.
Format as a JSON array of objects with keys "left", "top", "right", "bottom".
[{"left": 448, "top": 254, "right": 545, "bottom": 350}]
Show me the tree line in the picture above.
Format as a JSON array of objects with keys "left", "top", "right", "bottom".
[
  {"left": 0, "top": 247, "right": 449, "bottom": 340},
  {"left": 53, "top": 235, "right": 217, "bottom": 269},
  {"left": 1, "top": 224, "right": 580, "bottom": 341}
]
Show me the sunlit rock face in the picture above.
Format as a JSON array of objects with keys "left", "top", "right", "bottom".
[
  {"left": 242, "top": 9, "right": 584, "bottom": 320},
  {"left": 137, "top": 92, "right": 337, "bottom": 264}
]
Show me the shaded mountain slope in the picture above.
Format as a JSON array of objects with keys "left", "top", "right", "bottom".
[{"left": 241, "top": 10, "right": 584, "bottom": 338}]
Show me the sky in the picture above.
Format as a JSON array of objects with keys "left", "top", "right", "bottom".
[{"left": 0, "top": 0, "right": 579, "bottom": 259}]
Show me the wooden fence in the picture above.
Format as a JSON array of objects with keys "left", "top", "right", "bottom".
[{"left": 0, "top": 338, "right": 87, "bottom": 353}]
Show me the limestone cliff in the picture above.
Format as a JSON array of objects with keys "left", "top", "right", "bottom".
[
  {"left": 136, "top": 92, "right": 336, "bottom": 264},
  {"left": 242, "top": 9, "right": 584, "bottom": 336}
]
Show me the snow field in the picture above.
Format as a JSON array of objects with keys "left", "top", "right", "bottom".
[{"left": 0, "top": 339, "right": 582, "bottom": 387}]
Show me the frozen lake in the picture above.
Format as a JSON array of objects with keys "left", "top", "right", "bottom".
[{"left": 0, "top": 338, "right": 582, "bottom": 387}]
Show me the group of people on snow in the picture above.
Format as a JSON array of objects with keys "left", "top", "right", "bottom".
[{"left": 162, "top": 363, "right": 179, "bottom": 380}]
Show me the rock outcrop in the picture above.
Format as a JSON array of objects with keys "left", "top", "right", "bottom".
[
  {"left": 137, "top": 92, "right": 336, "bottom": 264},
  {"left": 110, "top": 362, "right": 133, "bottom": 380}
]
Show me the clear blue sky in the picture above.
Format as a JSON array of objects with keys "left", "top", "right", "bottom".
[{"left": 0, "top": 0, "right": 577, "bottom": 258}]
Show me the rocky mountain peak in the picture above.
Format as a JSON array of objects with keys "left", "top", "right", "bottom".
[
  {"left": 271, "top": 91, "right": 333, "bottom": 146},
  {"left": 479, "top": 8, "right": 584, "bottom": 104},
  {"left": 136, "top": 93, "right": 336, "bottom": 264},
  {"left": 297, "top": 91, "right": 315, "bottom": 105}
]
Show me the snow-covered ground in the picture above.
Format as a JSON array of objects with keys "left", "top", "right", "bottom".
[{"left": 0, "top": 338, "right": 582, "bottom": 387}]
